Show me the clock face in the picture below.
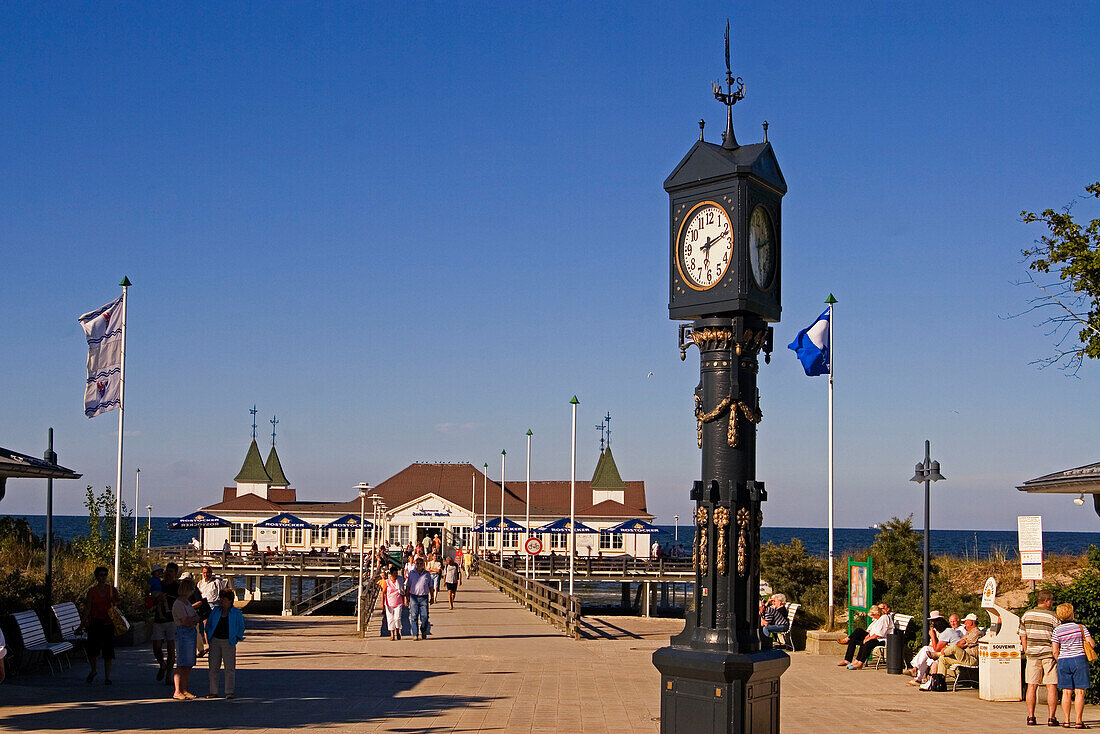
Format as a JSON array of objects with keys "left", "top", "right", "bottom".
[
  {"left": 749, "top": 206, "right": 775, "bottom": 289},
  {"left": 678, "top": 202, "right": 732, "bottom": 290}
]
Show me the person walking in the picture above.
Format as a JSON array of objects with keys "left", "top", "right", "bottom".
[
  {"left": 405, "top": 557, "right": 433, "bottom": 640},
  {"left": 427, "top": 553, "right": 442, "bottom": 605},
  {"left": 196, "top": 565, "right": 225, "bottom": 658},
  {"left": 151, "top": 563, "right": 179, "bottom": 685},
  {"left": 205, "top": 588, "right": 245, "bottom": 699},
  {"left": 1021, "top": 590, "right": 1061, "bottom": 726},
  {"left": 1052, "top": 602, "right": 1094, "bottom": 729},
  {"left": 172, "top": 577, "right": 201, "bottom": 700},
  {"left": 442, "top": 556, "right": 462, "bottom": 610},
  {"left": 76, "top": 566, "right": 120, "bottom": 685},
  {"left": 383, "top": 566, "right": 406, "bottom": 641}
]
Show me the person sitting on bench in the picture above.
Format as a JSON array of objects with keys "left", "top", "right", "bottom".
[
  {"left": 925, "top": 612, "right": 981, "bottom": 687},
  {"left": 838, "top": 604, "right": 893, "bottom": 670}
]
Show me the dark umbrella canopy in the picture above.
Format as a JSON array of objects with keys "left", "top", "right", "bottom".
[
  {"left": 535, "top": 518, "right": 598, "bottom": 534},
  {"left": 167, "top": 511, "right": 231, "bottom": 529},
  {"left": 255, "top": 512, "right": 315, "bottom": 529},
  {"left": 473, "top": 517, "right": 526, "bottom": 533},
  {"left": 324, "top": 514, "right": 375, "bottom": 529},
  {"left": 604, "top": 519, "right": 660, "bottom": 534}
]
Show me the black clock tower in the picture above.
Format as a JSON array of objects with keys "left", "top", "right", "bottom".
[{"left": 652, "top": 22, "right": 788, "bottom": 734}]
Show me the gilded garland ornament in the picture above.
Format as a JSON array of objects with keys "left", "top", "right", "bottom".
[
  {"left": 736, "top": 507, "right": 750, "bottom": 576},
  {"left": 714, "top": 506, "right": 730, "bottom": 576},
  {"left": 694, "top": 394, "right": 762, "bottom": 448},
  {"left": 695, "top": 506, "right": 709, "bottom": 574}
]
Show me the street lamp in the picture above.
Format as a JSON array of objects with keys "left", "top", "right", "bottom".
[
  {"left": 500, "top": 450, "right": 506, "bottom": 558},
  {"left": 525, "top": 429, "right": 532, "bottom": 576},
  {"left": 909, "top": 440, "right": 945, "bottom": 647},
  {"left": 569, "top": 395, "right": 578, "bottom": 597},
  {"left": 134, "top": 468, "right": 141, "bottom": 537},
  {"left": 368, "top": 493, "right": 382, "bottom": 552},
  {"left": 146, "top": 504, "right": 153, "bottom": 550},
  {"left": 355, "top": 481, "right": 372, "bottom": 634},
  {"left": 674, "top": 514, "right": 679, "bottom": 542},
  {"left": 482, "top": 463, "right": 488, "bottom": 556}
]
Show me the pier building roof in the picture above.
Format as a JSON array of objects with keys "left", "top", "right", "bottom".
[
  {"left": 265, "top": 446, "right": 290, "bottom": 487},
  {"left": 234, "top": 439, "right": 272, "bottom": 484}
]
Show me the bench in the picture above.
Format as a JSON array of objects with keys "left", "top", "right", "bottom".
[
  {"left": 11, "top": 610, "right": 73, "bottom": 674},
  {"left": 774, "top": 603, "right": 800, "bottom": 651},
  {"left": 51, "top": 602, "right": 86, "bottom": 649},
  {"left": 871, "top": 613, "right": 914, "bottom": 669},
  {"left": 951, "top": 663, "right": 979, "bottom": 691}
]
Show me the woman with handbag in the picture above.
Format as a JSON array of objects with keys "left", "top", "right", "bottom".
[
  {"left": 75, "top": 566, "right": 121, "bottom": 685},
  {"left": 1052, "top": 603, "right": 1095, "bottom": 729}
]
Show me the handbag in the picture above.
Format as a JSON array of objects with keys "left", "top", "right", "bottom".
[
  {"left": 107, "top": 606, "right": 131, "bottom": 637},
  {"left": 1081, "top": 625, "right": 1097, "bottom": 662}
]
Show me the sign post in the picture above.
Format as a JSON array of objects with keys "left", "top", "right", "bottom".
[
  {"left": 1017, "top": 515, "right": 1043, "bottom": 582},
  {"left": 847, "top": 557, "right": 873, "bottom": 636},
  {"left": 525, "top": 536, "right": 542, "bottom": 556}
]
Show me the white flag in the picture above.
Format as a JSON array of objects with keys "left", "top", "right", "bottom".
[{"left": 79, "top": 295, "right": 124, "bottom": 418}]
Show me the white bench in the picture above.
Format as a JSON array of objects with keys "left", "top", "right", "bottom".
[
  {"left": 11, "top": 610, "right": 73, "bottom": 674},
  {"left": 774, "top": 603, "right": 800, "bottom": 651},
  {"left": 870, "top": 613, "right": 913, "bottom": 669},
  {"left": 51, "top": 602, "right": 86, "bottom": 648}
]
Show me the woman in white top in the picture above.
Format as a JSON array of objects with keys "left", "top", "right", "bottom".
[
  {"left": 171, "top": 577, "right": 201, "bottom": 700},
  {"left": 838, "top": 604, "right": 893, "bottom": 670}
]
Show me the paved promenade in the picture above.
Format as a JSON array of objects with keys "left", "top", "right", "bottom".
[{"left": 1, "top": 578, "right": 1096, "bottom": 732}]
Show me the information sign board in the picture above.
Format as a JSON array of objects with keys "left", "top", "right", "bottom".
[{"left": 1017, "top": 515, "right": 1043, "bottom": 581}]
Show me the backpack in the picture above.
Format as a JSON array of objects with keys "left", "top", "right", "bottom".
[{"left": 927, "top": 673, "right": 947, "bottom": 692}]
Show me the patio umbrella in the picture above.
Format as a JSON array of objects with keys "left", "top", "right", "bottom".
[
  {"left": 472, "top": 516, "right": 527, "bottom": 532},
  {"left": 168, "top": 510, "right": 231, "bottom": 551},
  {"left": 324, "top": 514, "right": 374, "bottom": 529},
  {"left": 603, "top": 519, "right": 660, "bottom": 534},
  {"left": 534, "top": 518, "right": 598, "bottom": 534},
  {"left": 256, "top": 512, "right": 315, "bottom": 551}
]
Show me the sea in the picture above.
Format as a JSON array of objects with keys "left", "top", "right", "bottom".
[{"left": 8, "top": 515, "right": 1100, "bottom": 560}]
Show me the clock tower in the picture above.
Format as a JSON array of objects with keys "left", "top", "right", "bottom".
[{"left": 652, "top": 21, "right": 789, "bottom": 734}]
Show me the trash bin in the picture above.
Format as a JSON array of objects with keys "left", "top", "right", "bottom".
[
  {"left": 979, "top": 576, "right": 1023, "bottom": 701},
  {"left": 885, "top": 630, "right": 904, "bottom": 674}
]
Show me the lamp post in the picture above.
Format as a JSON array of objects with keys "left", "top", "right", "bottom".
[
  {"left": 909, "top": 440, "right": 945, "bottom": 647},
  {"left": 482, "top": 463, "right": 488, "bottom": 556},
  {"left": 500, "top": 450, "right": 506, "bottom": 558},
  {"left": 356, "top": 481, "right": 372, "bottom": 634},
  {"left": 526, "top": 429, "right": 532, "bottom": 576},
  {"left": 471, "top": 473, "right": 477, "bottom": 553},
  {"left": 674, "top": 514, "right": 679, "bottom": 542},
  {"left": 146, "top": 504, "right": 153, "bottom": 550},
  {"left": 368, "top": 493, "right": 382, "bottom": 553},
  {"left": 569, "top": 395, "right": 578, "bottom": 596},
  {"left": 134, "top": 468, "right": 141, "bottom": 537}
]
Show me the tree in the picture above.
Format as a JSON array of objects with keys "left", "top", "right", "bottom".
[{"left": 1018, "top": 181, "right": 1100, "bottom": 373}]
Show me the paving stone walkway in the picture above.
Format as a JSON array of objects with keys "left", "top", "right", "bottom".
[{"left": 0, "top": 577, "right": 1095, "bottom": 732}]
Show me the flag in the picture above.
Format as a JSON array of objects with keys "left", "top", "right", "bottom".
[
  {"left": 79, "top": 295, "right": 124, "bottom": 418},
  {"left": 787, "top": 307, "right": 830, "bottom": 376}
]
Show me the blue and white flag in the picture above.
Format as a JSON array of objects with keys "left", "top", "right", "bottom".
[
  {"left": 788, "top": 307, "right": 831, "bottom": 376},
  {"left": 79, "top": 295, "right": 124, "bottom": 418}
]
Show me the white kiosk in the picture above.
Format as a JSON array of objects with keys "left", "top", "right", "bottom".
[{"left": 978, "top": 576, "right": 1023, "bottom": 701}]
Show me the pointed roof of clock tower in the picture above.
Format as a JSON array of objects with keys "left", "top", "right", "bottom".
[{"left": 664, "top": 139, "right": 786, "bottom": 195}]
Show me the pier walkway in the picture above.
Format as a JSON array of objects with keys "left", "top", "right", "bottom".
[{"left": 2, "top": 577, "right": 1098, "bottom": 733}]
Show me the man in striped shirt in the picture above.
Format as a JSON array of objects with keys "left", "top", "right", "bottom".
[{"left": 1020, "top": 590, "right": 1059, "bottom": 726}]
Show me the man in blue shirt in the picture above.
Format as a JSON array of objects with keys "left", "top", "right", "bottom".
[{"left": 405, "top": 557, "right": 433, "bottom": 640}]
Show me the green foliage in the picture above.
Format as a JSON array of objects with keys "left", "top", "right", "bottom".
[
  {"left": 1019, "top": 181, "right": 1100, "bottom": 372},
  {"left": 760, "top": 538, "right": 829, "bottom": 624}
]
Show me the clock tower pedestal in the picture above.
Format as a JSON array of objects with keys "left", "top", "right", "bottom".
[{"left": 652, "top": 316, "right": 787, "bottom": 734}]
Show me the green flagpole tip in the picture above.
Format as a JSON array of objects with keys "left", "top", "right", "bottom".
[
  {"left": 119, "top": 277, "right": 132, "bottom": 287},
  {"left": 570, "top": 396, "right": 579, "bottom": 404},
  {"left": 526, "top": 429, "right": 533, "bottom": 436},
  {"left": 825, "top": 294, "right": 837, "bottom": 304},
  {"left": 501, "top": 449, "right": 507, "bottom": 455}
]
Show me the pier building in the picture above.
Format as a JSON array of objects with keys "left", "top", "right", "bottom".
[{"left": 196, "top": 438, "right": 656, "bottom": 558}]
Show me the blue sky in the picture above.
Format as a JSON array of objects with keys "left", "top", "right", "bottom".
[{"left": 2, "top": 2, "right": 1099, "bottom": 532}]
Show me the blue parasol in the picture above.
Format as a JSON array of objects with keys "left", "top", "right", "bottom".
[
  {"left": 324, "top": 514, "right": 375, "bottom": 529},
  {"left": 534, "top": 518, "right": 598, "bottom": 534},
  {"left": 472, "top": 517, "right": 527, "bottom": 533},
  {"left": 167, "top": 511, "right": 231, "bottom": 529},
  {"left": 255, "top": 512, "right": 315, "bottom": 529},
  {"left": 603, "top": 519, "right": 660, "bottom": 534}
]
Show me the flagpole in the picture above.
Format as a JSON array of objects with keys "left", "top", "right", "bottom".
[
  {"left": 113, "top": 277, "right": 131, "bottom": 584},
  {"left": 500, "top": 450, "right": 506, "bottom": 558},
  {"left": 825, "top": 293, "right": 836, "bottom": 630},
  {"left": 525, "top": 430, "right": 532, "bottom": 576},
  {"left": 569, "top": 396, "right": 578, "bottom": 597}
]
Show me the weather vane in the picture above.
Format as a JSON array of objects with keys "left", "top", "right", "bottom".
[
  {"left": 712, "top": 18, "right": 745, "bottom": 149},
  {"left": 270, "top": 414, "right": 279, "bottom": 447},
  {"left": 250, "top": 405, "right": 258, "bottom": 440},
  {"left": 594, "top": 418, "right": 606, "bottom": 453},
  {"left": 605, "top": 411, "right": 612, "bottom": 448}
]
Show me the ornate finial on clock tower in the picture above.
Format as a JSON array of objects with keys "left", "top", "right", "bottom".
[{"left": 712, "top": 18, "right": 745, "bottom": 150}]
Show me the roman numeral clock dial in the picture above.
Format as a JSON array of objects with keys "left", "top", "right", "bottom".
[{"left": 677, "top": 202, "right": 732, "bottom": 290}]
